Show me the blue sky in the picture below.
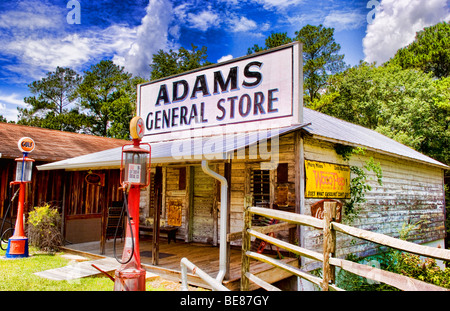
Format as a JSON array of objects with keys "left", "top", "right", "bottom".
[{"left": 0, "top": 0, "right": 449, "bottom": 122}]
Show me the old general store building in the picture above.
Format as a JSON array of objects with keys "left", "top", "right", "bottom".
[
  {"left": 34, "top": 43, "right": 447, "bottom": 289},
  {"left": 0, "top": 123, "right": 128, "bottom": 243}
]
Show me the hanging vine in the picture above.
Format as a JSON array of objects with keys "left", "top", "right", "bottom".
[{"left": 335, "top": 144, "right": 383, "bottom": 222}]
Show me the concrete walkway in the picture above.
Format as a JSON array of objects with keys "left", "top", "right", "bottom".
[{"left": 34, "top": 255, "right": 159, "bottom": 281}]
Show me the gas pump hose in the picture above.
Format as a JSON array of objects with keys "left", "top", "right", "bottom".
[
  {"left": 0, "top": 187, "right": 20, "bottom": 250},
  {"left": 113, "top": 188, "right": 135, "bottom": 265}
]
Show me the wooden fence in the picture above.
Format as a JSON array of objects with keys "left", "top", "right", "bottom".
[{"left": 241, "top": 202, "right": 450, "bottom": 291}]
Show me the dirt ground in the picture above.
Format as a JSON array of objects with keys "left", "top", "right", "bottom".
[{"left": 147, "top": 277, "right": 208, "bottom": 291}]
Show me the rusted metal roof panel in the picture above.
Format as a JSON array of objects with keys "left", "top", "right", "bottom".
[{"left": 0, "top": 123, "right": 128, "bottom": 162}]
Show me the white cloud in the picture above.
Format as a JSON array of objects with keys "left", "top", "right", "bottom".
[
  {"left": 0, "top": 0, "right": 173, "bottom": 80},
  {"left": 0, "top": 92, "right": 27, "bottom": 122},
  {"left": 1, "top": 26, "right": 138, "bottom": 80},
  {"left": 324, "top": 11, "right": 365, "bottom": 31},
  {"left": 187, "top": 10, "right": 220, "bottom": 31},
  {"left": 254, "top": 0, "right": 303, "bottom": 10},
  {"left": 114, "top": 0, "right": 173, "bottom": 77},
  {"left": 0, "top": 0, "right": 65, "bottom": 31},
  {"left": 217, "top": 54, "right": 233, "bottom": 63},
  {"left": 0, "top": 92, "right": 26, "bottom": 108},
  {"left": 229, "top": 16, "right": 258, "bottom": 32},
  {"left": 363, "top": 0, "right": 450, "bottom": 65},
  {"left": 173, "top": 3, "right": 190, "bottom": 23}
]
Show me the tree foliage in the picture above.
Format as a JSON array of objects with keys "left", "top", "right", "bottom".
[
  {"left": 247, "top": 26, "right": 346, "bottom": 105},
  {"left": 295, "top": 25, "right": 346, "bottom": 103},
  {"left": 74, "top": 60, "right": 145, "bottom": 139},
  {"left": 17, "top": 67, "right": 86, "bottom": 131},
  {"left": 247, "top": 32, "right": 293, "bottom": 54},
  {"left": 150, "top": 44, "right": 211, "bottom": 81},
  {"left": 315, "top": 62, "right": 450, "bottom": 166},
  {"left": 389, "top": 21, "right": 450, "bottom": 79}
]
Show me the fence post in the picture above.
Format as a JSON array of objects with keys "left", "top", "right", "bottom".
[
  {"left": 241, "top": 202, "right": 252, "bottom": 290},
  {"left": 322, "top": 201, "right": 336, "bottom": 291}
]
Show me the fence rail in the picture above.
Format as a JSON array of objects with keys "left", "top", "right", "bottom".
[
  {"left": 180, "top": 257, "right": 230, "bottom": 291},
  {"left": 241, "top": 202, "right": 450, "bottom": 291}
]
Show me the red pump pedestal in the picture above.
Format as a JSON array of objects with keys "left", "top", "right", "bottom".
[
  {"left": 113, "top": 185, "right": 146, "bottom": 291},
  {"left": 6, "top": 182, "right": 29, "bottom": 258}
]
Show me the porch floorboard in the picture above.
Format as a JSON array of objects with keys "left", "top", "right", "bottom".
[{"left": 62, "top": 237, "right": 298, "bottom": 291}]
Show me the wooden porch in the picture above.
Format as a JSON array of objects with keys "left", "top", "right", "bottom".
[{"left": 62, "top": 237, "right": 299, "bottom": 291}]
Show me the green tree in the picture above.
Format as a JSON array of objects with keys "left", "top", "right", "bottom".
[
  {"left": 75, "top": 60, "right": 143, "bottom": 139},
  {"left": 247, "top": 26, "right": 346, "bottom": 105},
  {"left": 150, "top": 44, "right": 211, "bottom": 81},
  {"left": 294, "top": 24, "right": 346, "bottom": 104},
  {"left": 317, "top": 62, "right": 450, "bottom": 166},
  {"left": 17, "top": 67, "right": 85, "bottom": 131},
  {"left": 247, "top": 32, "right": 293, "bottom": 54},
  {"left": 389, "top": 21, "right": 450, "bottom": 78}
]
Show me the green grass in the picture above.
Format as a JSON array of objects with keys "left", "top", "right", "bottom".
[{"left": 0, "top": 247, "right": 172, "bottom": 291}]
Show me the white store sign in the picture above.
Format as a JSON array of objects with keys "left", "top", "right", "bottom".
[{"left": 138, "top": 42, "right": 302, "bottom": 138}]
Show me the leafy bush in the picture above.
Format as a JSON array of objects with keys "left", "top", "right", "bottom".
[
  {"left": 337, "top": 223, "right": 450, "bottom": 290},
  {"left": 27, "top": 203, "right": 62, "bottom": 252},
  {"left": 394, "top": 252, "right": 450, "bottom": 288}
]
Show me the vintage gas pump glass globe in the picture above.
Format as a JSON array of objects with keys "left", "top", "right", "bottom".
[
  {"left": 123, "top": 147, "right": 149, "bottom": 186},
  {"left": 14, "top": 137, "right": 35, "bottom": 183},
  {"left": 15, "top": 157, "right": 34, "bottom": 182}
]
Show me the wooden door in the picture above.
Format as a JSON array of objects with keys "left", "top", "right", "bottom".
[{"left": 192, "top": 166, "right": 215, "bottom": 243}]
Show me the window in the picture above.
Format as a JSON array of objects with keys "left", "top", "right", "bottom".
[
  {"left": 277, "top": 163, "right": 288, "bottom": 184},
  {"left": 251, "top": 169, "right": 270, "bottom": 205},
  {"left": 178, "top": 167, "right": 186, "bottom": 190}
]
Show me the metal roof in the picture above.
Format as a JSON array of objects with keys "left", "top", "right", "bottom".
[
  {"left": 37, "top": 124, "right": 307, "bottom": 170},
  {"left": 37, "top": 108, "right": 447, "bottom": 171},
  {"left": 302, "top": 108, "right": 447, "bottom": 169}
]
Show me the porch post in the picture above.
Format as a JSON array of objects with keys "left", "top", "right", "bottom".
[
  {"left": 224, "top": 160, "right": 232, "bottom": 280},
  {"left": 152, "top": 166, "right": 162, "bottom": 265},
  {"left": 294, "top": 131, "right": 305, "bottom": 243},
  {"left": 185, "top": 166, "right": 194, "bottom": 242}
]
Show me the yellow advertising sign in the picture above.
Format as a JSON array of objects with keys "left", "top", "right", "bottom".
[{"left": 305, "top": 160, "right": 350, "bottom": 199}]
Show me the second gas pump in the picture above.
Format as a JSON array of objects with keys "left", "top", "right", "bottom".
[{"left": 114, "top": 116, "right": 151, "bottom": 291}]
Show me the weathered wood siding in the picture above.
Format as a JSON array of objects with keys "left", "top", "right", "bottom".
[
  {"left": 163, "top": 166, "right": 188, "bottom": 239},
  {"left": 192, "top": 166, "right": 215, "bottom": 243},
  {"left": 218, "top": 133, "right": 445, "bottom": 268},
  {"left": 65, "top": 170, "right": 122, "bottom": 216},
  {"left": 147, "top": 131, "right": 445, "bottom": 264},
  {"left": 0, "top": 159, "right": 65, "bottom": 218},
  {"left": 301, "top": 136, "right": 446, "bottom": 270}
]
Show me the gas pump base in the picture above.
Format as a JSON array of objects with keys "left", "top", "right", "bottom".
[
  {"left": 5, "top": 237, "right": 29, "bottom": 258},
  {"left": 113, "top": 268, "right": 146, "bottom": 291}
]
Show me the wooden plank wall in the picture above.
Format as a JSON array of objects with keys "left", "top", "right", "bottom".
[
  {"left": 164, "top": 166, "right": 188, "bottom": 239},
  {"left": 192, "top": 166, "right": 215, "bottom": 243},
  {"left": 142, "top": 131, "right": 445, "bottom": 266},
  {"left": 0, "top": 159, "right": 66, "bottom": 218},
  {"left": 301, "top": 136, "right": 446, "bottom": 270},
  {"left": 64, "top": 169, "right": 122, "bottom": 216}
]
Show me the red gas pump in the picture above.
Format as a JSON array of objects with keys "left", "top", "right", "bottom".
[
  {"left": 114, "top": 116, "right": 151, "bottom": 291},
  {"left": 6, "top": 137, "right": 35, "bottom": 259}
]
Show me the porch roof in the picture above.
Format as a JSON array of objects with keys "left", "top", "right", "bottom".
[
  {"left": 37, "top": 108, "right": 448, "bottom": 171},
  {"left": 37, "top": 123, "right": 307, "bottom": 170}
]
